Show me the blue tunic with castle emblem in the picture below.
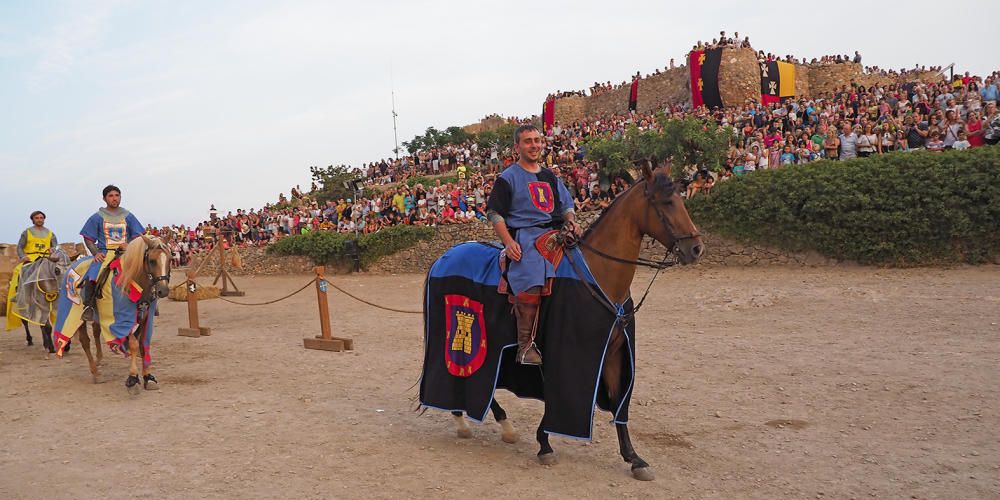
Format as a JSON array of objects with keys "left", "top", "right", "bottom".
[
  {"left": 79, "top": 207, "right": 144, "bottom": 281},
  {"left": 487, "top": 163, "right": 573, "bottom": 295}
]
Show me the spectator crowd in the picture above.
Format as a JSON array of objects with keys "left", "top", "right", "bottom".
[{"left": 158, "top": 34, "right": 999, "bottom": 268}]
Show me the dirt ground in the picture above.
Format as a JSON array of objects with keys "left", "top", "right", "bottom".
[{"left": 1, "top": 265, "right": 998, "bottom": 499}]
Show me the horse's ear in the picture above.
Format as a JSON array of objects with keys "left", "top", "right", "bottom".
[
  {"left": 141, "top": 235, "right": 154, "bottom": 248},
  {"left": 641, "top": 161, "right": 654, "bottom": 183}
]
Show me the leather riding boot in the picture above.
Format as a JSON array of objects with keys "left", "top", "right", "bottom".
[
  {"left": 513, "top": 293, "right": 542, "bottom": 365},
  {"left": 81, "top": 280, "right": 97, "bottom": 322}
]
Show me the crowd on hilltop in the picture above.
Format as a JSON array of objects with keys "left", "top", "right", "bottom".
[
  {"left": 554, "top": 29, "right": 956, "bottom": 102},
  {"left": 156, "top": 36, "right": 999, "bottom": 268}
]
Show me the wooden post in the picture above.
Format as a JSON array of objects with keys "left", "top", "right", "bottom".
[
  {"left": 178, "top": 271, "right": 212, "bottom": 337},
  {"left": 212, "top": 235, "right": 245, "bottom": 297},
  {"left": 303, "top": 266, "right": 353, "bottom": 352}
]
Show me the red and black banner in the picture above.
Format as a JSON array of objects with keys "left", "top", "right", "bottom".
[
  {"left": 628, "top": 77, "right": 639, "bottom": 112},
  {"left": 689, "top": 48, "right": 723, "bottom": 109},
  {"left": 542, "top": 97, "right": 555, "bottom": 132}
]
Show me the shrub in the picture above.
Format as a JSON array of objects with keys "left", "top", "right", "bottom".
[
  {"left": 405, "top": 174, "right": 458, "bottom": 188},
  {"left": 268, "top": 224, "right": 435, "bottom": 269},
  {"left": 685, "top": 147, "right": 1000, "bottom": 265}
]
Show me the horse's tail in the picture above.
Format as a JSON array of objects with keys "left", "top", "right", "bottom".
[{"left": 406, "top": 266, "right": 434, "bottom": 396}]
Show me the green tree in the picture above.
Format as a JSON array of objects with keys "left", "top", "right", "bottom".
[
  {"left": 310, "top": 164, "right": 363, "bottom": 204},
  {"left": 584, "top": 115, "right": 732, "bottom": 180}
]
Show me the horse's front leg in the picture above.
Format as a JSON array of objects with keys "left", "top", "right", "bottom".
[
  {"left": 490, "top": 400, "right": 518, "bottom": 443},
  {"left": 140, "top": 326, "right": 158, "bottom": 391},
  {"left": 125, "top": 333, "right": 141, "bottom": 395},
  {"left": 451, "top": 411, "right": 472, "bottom": 439},
  {"left": 536, "top": 419, "right": 556, "bottom": 465},
  {"left": 77, "top": 325, "right": 100, "bottom": 383},
  {"left": 22, "top": 320, "right": 33, "bottom": 347},
  {"left": 603, "top": 329, "right": 654, "bottom": 481},
  {"left": 41, "top": 324, "right": 55, "bottom": 354},
  {"left": 91, "top": 323, "right": 103, "bottom": 367}
]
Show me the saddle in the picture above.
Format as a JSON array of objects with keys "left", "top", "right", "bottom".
[{"left": 497, "top": 229, "right": 566, "bottom": 302}]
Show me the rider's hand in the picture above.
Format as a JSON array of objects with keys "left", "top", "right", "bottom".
[
  {"left": 94, "top": 252, "right": 106, "bottom": 263},
  {"left": 565, "top": 220, "right": 582, "bottom": 237},
  {"left": 505, "top": 241, "right": 522, "bottom": 262}
]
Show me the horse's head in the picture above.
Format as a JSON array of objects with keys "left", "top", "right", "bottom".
[
  {"left": 120, "top": 235, "right": 172, "bottom": 300},
  {"left": 141, "top": 235, "right": 172, "bottom": 299},
  {"left": 636, "top": 164, "right": 704, "bottom": 265},
  {"left": 24, "top": 251, "right": 69, "bottom": 300}
]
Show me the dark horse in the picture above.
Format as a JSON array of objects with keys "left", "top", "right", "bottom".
[{"left": 421, "top": 164, "right": 704, "bottom": 481}]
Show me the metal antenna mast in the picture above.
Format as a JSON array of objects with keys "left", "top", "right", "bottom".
[{"left": 391, "top": 64, "right": 400, "bottom": 160}]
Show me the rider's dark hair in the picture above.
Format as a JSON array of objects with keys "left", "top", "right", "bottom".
[
  {"left": 30, "top": 210, "right": 45, "bottom": 220},
  {"left": 102, "top": 185, "right": 121, "bottom": 198},
  {"left": 513, "top": 124, "right": 540, "bottom": 144}
]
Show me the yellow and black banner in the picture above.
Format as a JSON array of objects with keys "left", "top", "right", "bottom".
[{"left": 760, "top": 60, "right": 796, "bottom": 104}]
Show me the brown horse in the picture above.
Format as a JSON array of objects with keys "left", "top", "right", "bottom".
[{"left": 443, "top": 164, "right": 704, "bottom": 480}]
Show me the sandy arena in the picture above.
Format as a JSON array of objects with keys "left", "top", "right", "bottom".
[{"left": 1, "top": 265, "right": 998, "bottom": 499}]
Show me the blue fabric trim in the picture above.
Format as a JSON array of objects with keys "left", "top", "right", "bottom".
[
  {"left": 477, "top": 343, "right": 520, "bottom": 421},
  {"left": 427, "top": 242, "right": 603, "bottom": 289},
  {"left": 544, "top": 430, "right": 594, "bottom": 442},
  {"left": 421, "top": 404, "right": 487, "bottom": 423},
  {"left": 427, "top": 242, "right": 503, "bottom": 286},
  {"left": 611, "top": 324, "right": 636, "bottom": 424},
  {"left": 547, "top": 319, "right": 616, "bottom": 441}
]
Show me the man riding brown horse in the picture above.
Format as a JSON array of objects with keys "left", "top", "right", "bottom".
[{"left": 486, "top": 124, "right": 581, "bottom": 365}]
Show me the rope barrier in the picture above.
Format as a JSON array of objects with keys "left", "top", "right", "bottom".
[
  {"left": 324, "top": 280, "right": 422, "bottom": 314},
  {"left": 170, "top": 270, "right": 420, "bottom": 314},
  {"left": 215, "top": 278, "right": 317, "bottom": 306}
]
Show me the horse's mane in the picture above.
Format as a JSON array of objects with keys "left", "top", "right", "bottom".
[{"left": 117, "top": 237, "right": 158, "bottom": 289}]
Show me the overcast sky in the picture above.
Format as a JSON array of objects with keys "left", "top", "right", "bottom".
[{"left": 2, "top": 0, "right": 996, "bottom": 244}]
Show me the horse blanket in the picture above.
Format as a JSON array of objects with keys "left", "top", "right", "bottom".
[
  {"left": 5, "top": 259, "right": 58, "bottom": 330},
  {"left": 52, "top": 257, "right": 156, "bottom": 366},
  {"left": 419, "top": 242, "right": 636, "bottom": 440}
]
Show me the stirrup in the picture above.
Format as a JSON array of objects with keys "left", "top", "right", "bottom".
[{"left": 517, "top": 343, "right": 543, "bottom": 365}]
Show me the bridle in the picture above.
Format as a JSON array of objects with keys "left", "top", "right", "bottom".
[
  {"left": 140, "top": 241, "right": 171, "bottom": 305},
  {"left": 571, "top": 178, "right": 700, "bottom": 270},
  {"left": 562, "top": 176, "right": 701, "bottom": 322}
]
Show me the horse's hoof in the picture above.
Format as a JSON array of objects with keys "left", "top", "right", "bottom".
[
  {"left": 632, "top": 466, "right": 655, "bottom": 481},
  {"left": 457, "top": 428, "right": 472, "bottom": 439},
  {"left": 501, "top": 431, "right": 519, "bottom": 444},
  {"left": 143, "top": 374, "right": 159, "bottom": 391},
  {"left": 126, "top": 375, "right": 141, "bottom": 395},
  {"left": 538, "top": 453, "right": 558, "bottom": 466}
]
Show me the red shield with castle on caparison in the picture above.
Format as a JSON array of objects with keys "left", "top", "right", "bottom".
[
  {"left": 444, "top": 294, "right": 487, "bottom": 377},
  {"left": 528, "top": 181, "right": 554, "bottom": 213}
]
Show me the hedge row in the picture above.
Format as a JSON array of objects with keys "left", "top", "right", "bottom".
[
  {"left": 685, "top": 147, "right": 1000, "bottom": 265},
  {"left": 267, "top": 224, "right": 434, "bottom": 269}
]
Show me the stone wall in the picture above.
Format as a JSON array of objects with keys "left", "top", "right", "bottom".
[
  {"left": 366, "top": 212, "right": 837, "bottom": 275},
  {"left": 462, "top": 115, "right": 508, "bottom": 135},
  {"left": 551, "top": 47, "right": 945, "bottom": 124},
  {"left": 718, "top": 48, "right": 761, "bottom": 107},
  {"left": 186, "top": 246, "right": 316, "bottom": 277}
]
